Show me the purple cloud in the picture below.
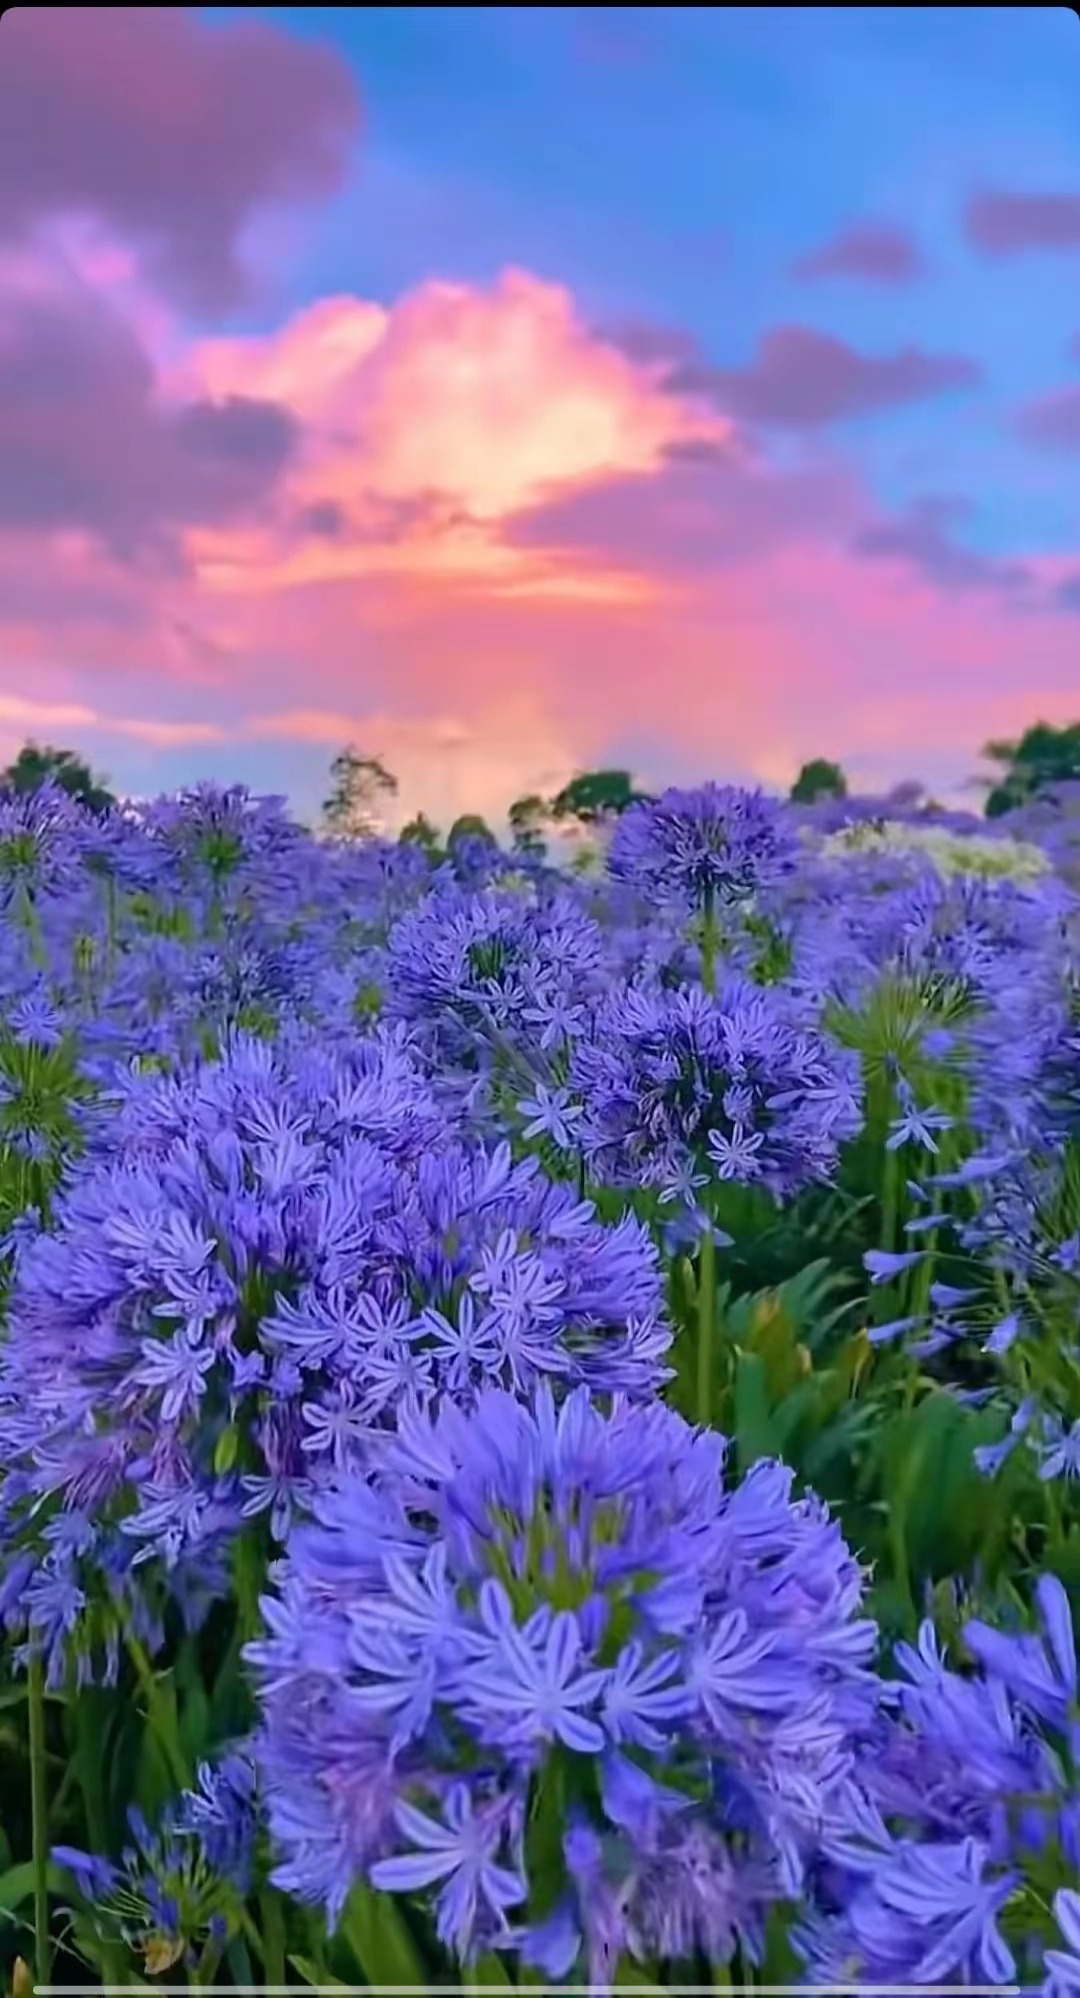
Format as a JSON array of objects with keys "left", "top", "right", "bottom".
[
  {"left": 504, "top": 442, "right": 864, "bottom": 572},
  {"left": 664, "top": 326, "right": 981, "bottom": 429},
  {"left": 1017, "top": 385, "right": 1080, "bottom": 454},
  {"left": 965, "top": 190, "right": 1080, "bottom": 258},
  {"left": 853, "top": 497, "right": 1032, "bottom": 596},
  {"left": 793, "top": 222, "right": 926, "bottom": 285},
  {"left": 0, "top": 6, "right": 360, "bottom": 313},
  {"left": 0, "top": 280, "right": 298, "bottom": 554},
  {"left": 1057, "top": 573, "right": 1080, "bottom": 615}
]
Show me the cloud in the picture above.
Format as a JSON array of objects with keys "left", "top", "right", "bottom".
[
  {"left": 0, "top": 691, "right": 224, "bottom": 766},
  {"left": 1016, "top": 384, "right": 1080, "bottom": 454},
  {"left": 504, "top": 440, "right": 865, "bottom": 576},
  {"left": 0, "top": 268, "right": 299, "bottom": 552},
  {"left": 793, "top": 222, "right": 926, "bottom": 285},
  {"left": 0, "top": 6, "right": 360, "bottom": 312},
  {"left": 662, "top": 326, "right": 982, "bottom": 429},
  {"left": 964, "top": 190, "right": 1080, "bottom": 259},
  {"left": 852, "top": 497, "right": 1033, "bottom": 597},
  {"left": 172, "top": 269, "right": 732, "bottom": 596},
  {"left": 1055, "top": 572, "right": 1080, "bottom": 615},
  {"left": 1, "top": 252, "right": 1077, "bottom": 827}
]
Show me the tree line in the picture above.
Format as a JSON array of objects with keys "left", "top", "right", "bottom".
[{"left": 6, "top": 720, "right": 1080, "bottom": 849}]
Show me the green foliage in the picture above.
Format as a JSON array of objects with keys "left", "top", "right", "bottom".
[
  {"left": 399, "top": 811, "right": 443, "bottom": 856},
  {"left": 507, "top": 793, "right": 549, "bottom": 859},
  {"left": 789, "top": 756, "right": 847, "bottom": 804},
  {"left": 447, "top": 813, "right": 497, "bottom": 847},
  {"left": 549, "top": 768, "right": 651, "bottom": 826},
  {"left": 982, "top": 718, "right": 1080, "bottom": 817},
  {"left": 1, "top": 742, "right": 115, "bottom": 815}
]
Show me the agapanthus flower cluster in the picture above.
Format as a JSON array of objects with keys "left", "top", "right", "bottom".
[
  {"left": 247, "top": 1382, "right": 881, "bottom": 1972},
  {"left": 0, "top": 1031, "right": 669, "bottom": 1678},
  {"left": 796, "top": 1574, "right": 1080, "bottom": 1991},
  {"left": 569, "top": 977, "right": 862, "bottom": 1218},
  {"left": 54, "top": 1753, "right": 260, "bottom": 1973},
  {"left": 608, "top": 783, "right": 798, "bottom": 914},
  {"left": 385, "top": 888, "right": 607, "bottom": 1096}
]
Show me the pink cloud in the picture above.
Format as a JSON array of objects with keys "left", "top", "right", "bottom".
[
  {"left": 174, "top": 269, "right": 732, "bottom": 599},
  {"left": 793, "top": 223, "right": 926, "bottom": 285},
  {"left": 0, "top": 6, "right": 360, "bottom": 312},
  {"left": 965, "top": 190, "right": 1080, "bottom": 259},
  {"left": 662, "top": 326, "right": 982, "bottom": 429},
  {"left": 0, "top": 250, "right": 1076, "bottom": 825}
]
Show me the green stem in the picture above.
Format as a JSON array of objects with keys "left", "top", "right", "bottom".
[
  {"left": 878, "top": 1123, "right": 900, "bottom": 1257},
  {"left": 259, "top": 1889, "right": 287, "bottom": 1990},
  {"left": 74, "top": 1695, "right": 128, "bottom": 1989},
  {"left": 697, "top": 1225, "right": 717, "bottom": 1429},
  {"left": 700, "top": 886, "right": 718, "bottom": 996},
  {"left": 125, "top": 1634, "right": 188, "bottom": 1792},
  {"left": 28, "top": 1654, "right": 51, "bottom": 1988}
]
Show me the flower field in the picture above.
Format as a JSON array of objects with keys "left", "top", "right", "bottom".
[{"left": 1, "top": 774, "right": 1080, "bottom": 1994}]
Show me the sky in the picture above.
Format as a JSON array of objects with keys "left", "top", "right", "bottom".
[{"left": 0, "top": 4, "right": 1079, "bottom": 829}]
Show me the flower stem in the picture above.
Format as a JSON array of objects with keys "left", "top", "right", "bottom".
[
  {"left": 878, "top": 1127, "right": 900, "bottom": 1257},
  {"left": 697, "top": 1224, "right": 717, "bottom": 1428},
  {"left": 259, "top": 1889, "right": 287, "bottom": 1990},
  {"left": 125, "top": 1633, "right": 188, "bottom": 1792},
  {"left": 27, "top": 1653, "right": 51, "bottom": 1988},
  {"left": 700, "top": 886, "right": 718, "bottom": 996}
]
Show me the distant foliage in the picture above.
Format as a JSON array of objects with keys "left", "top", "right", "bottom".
[
  {"left": 321, "top": 746, "right": 398, "bottom": 839},
  {"left": 790, "top": 756, "right": 847, "bottom": 804},
  {"left": 982, "top": 719, "right": 1080, "bottom": 818},
  {"left": 1, "top": 741, "right": 115, "bottom": 815}
]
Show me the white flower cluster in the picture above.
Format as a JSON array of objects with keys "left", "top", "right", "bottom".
[{"left": 818, "top": 819, "right": 1051, "bottom": 882}]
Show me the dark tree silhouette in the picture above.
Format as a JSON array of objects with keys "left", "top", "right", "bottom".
[
  {"left": 981, "top": 721, "right": 1080, "bottom": 819},
  {"left": 321, "top": 748, "right": 398, "bottom": 839},
  {"left": 790, "top": 758, "right": 847, "bottom": 805},
  {"left": 549, "top": 769, "right": 651, "bottom": 826},
  {"left": 1, "top": 741, "right": 115, "bottom": 814},
  {"left": 507, "top": 793, "right": 549, "bottom": 860},
  {"left": 447, "top": 814, "right": 497, "bottom": 847}
]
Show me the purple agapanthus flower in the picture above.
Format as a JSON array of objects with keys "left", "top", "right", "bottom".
[
  {"left": 248, "top": 1381, "right": 880, "bottom": 1968},
  {"left": 608, "top": 783, "right": 798, "bottom": 914},
  {"left": 571, "top": 976, "right": 862, "bottom": 1209},
  {"left": 0, "top": 1030, "right": 670, "bottom": 1679}
]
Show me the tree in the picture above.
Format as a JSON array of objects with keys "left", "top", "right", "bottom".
[
  {"left": 789, "top": 758, "right": 847, "bottom": 805},
  {"left": 981, "top": 720, "right": 1080, "bottom": 818},
  {"left": 321, "top": 747, "right": 398, "bottom": 840},
  {"left": 446, "top": 814, "right": 497, "bottom": 848},
  {"left": 399, "top": 812, "right": 443, "bottom": 857},
  {"left": 507, "top": 793, "right": 549, "bottom": 861},
  {"left": 549, "top": 769, "right": 650, "bottom": 828},
  {"left": 1, "top": 740, "right": 115, "bottom": 814}
]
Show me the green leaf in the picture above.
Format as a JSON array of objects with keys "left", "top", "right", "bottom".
[
  {"left": 733, "top": 1351, "right": 777, "bottom": 1471},
  {"left": 290, "top": 1957, "right": 349, "bottom": 1990},
  {"left": 214, "top": 1425, "right": 240, "bottom": 1475},
  {"left": 0, "top": 1860, "right": 66, "bottom": 1913},
  {"left": 339, "top": 1883, "right": 426, "bottom": 1988},
  {"left": 466, "top": 1954, "right": 514, "bottom": 1986}
]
